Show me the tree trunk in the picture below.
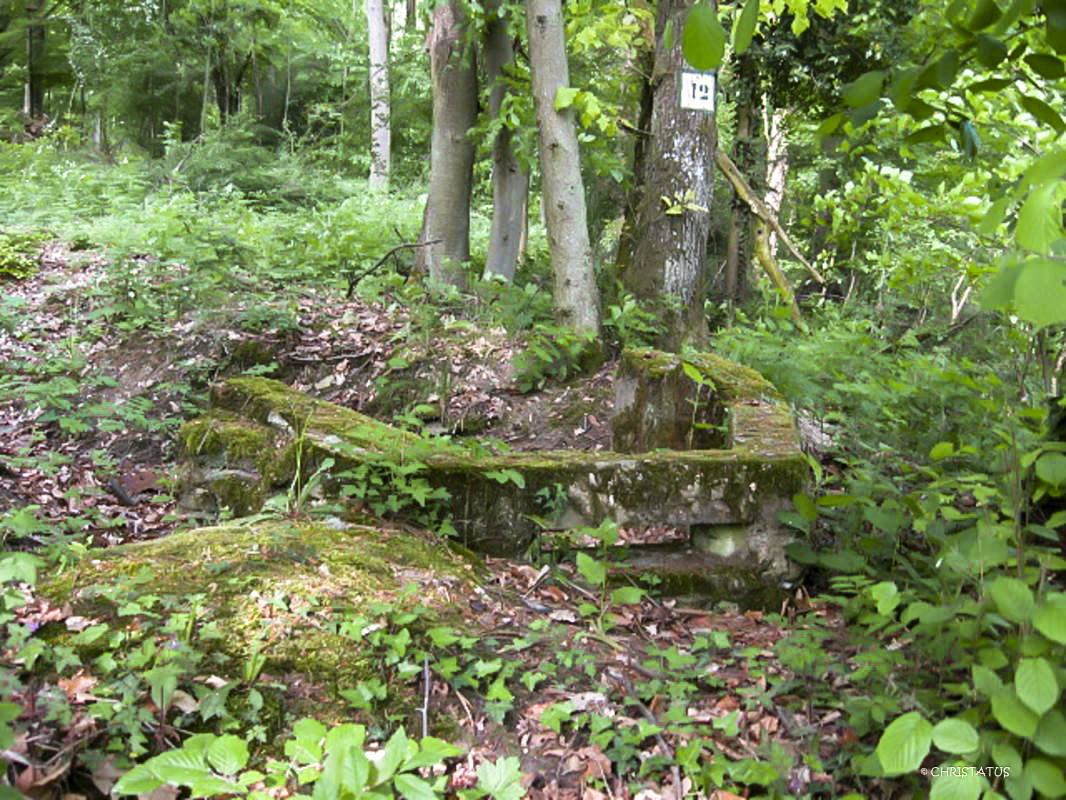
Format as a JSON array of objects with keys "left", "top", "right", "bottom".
[
  {"left": 25, "top": 0, "right": 45, "bottom": 119},
  {"left": 482, "top": 0, "right": 529, "bottom": 281},
  {"left": 406, "top": 0, "right": 418, "bottom": 32},
  {"left": 725, "top": 52, "right": 763, "bottom": 304},
  {"left": 764, "top": 104, "right": 789, "bottom": 259},
  {"left": 415, "top": 0, "right": 478, "bottom": 288},
  {"left": 619, "top": 0, "right": 715, "bottom": 350},
  {"left": 527, "top": 0, "right": 599, "bottom": 334},
  {"left": 366, "top": 0, "right": 392, "bottom": 190}
]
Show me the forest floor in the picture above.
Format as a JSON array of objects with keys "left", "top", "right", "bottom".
[{"left": 0, "top": 247, "right": 869, "bottom": 799}]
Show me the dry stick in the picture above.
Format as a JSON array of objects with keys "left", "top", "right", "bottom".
[
  {"left": 714, "top": 149, "right": 825, "bottom": 284},
  {"left": 345, "top": 238, "right": 443, "bottom": 297},
  {"left": 714, "top": 150, "right": 816, "bottom": 323}
]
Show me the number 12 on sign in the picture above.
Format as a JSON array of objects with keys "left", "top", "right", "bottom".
[{"left": 679, "top": 70, "right": 716, "bottom": 114}]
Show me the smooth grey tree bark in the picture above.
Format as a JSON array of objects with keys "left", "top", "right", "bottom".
[
  {"left": 482, "top": 0, "right": 528, "bottom": 281},
  {"left": 526, "top": 0, "right": 599, "bottom": 333},
  {"left": 415, "top": 0, "right": 478, "bottom": 288},
  {"left": 366, "top": 0, "right": 391, "bottom": 190},
  {"left": 619, "top": 0, "right": 716, "bottom": 350}
]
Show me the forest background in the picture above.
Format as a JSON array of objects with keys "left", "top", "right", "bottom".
[{"left": 0, "top": 0, "right": 1065, "bottom": 797}]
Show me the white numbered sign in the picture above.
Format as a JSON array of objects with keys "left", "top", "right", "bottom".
[{"left": 679, "top": 70, "right": 716, "bottom": 114}]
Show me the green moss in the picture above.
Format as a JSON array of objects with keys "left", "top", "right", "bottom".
[{"left": 41, "top": 520, "right": 480, "bottom": 718}]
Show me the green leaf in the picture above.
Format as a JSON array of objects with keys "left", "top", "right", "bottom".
[
  {"left": 1036, "top": 453, "right": 1066, "bottom": 487},
  {"left": 0, "top": 552, "right": 43, "bottom": 585},
  {"left": 187, "top": 775, "right": 244, "bottom": 796},
  {"left": 1034, "top": 709, "right": 1066, "bottom": 756},
  {"left": 1013, "top": 259, "right": 1066, "bottom": 329},
  {"left": 554, "top": 87, "right": 579, "bottom": 111},
  {"left": 395, "top": 773, "right": 439, "bottom": 800},
  {"left": 816, "top": 113, "right": 843, "bottom": 136},
  {"left": 682, "top": 2, "right": 726, "bottom": 70},
  {"left": 610, "top": 586, "right": 645, "bottom": 605},
  {"left": 792, "top": 492, "right": 817, "bottom": 521},
  {"left": 1034, "top": 594, "right": 1066, "bottom": 644},
  {"left": 988, "top": 576, "right": 1035, "bottom": 623},
  {"left": 1015, "top": 658, "right": 1060, "bottom": 715},
  {"left": 990, "top": 688, "right": 1039, "bottom": 737},
  {"left": 1025, "top": 759, "right": 1066, "bottom": 798},
  {"left": 842, "top": 70, "right": 885, "bottom": 108},
  {"left": 932, "top": 718, "right": 980, "bottom": 754},
  {"left": 477, "top": 756, "right": 526, "bottom": 800},
  {"left": 1020, "top": 94, "right": 1066, "bottom": 134},
  {"left": 905, "top": 124, "right": 947, "bottom": 145},
  {"left": 733, "top": 0, "right": 759, "bottom": 54},
  {"left": 207, "top": 735, "right": 249, "bottom": 776},
  {"left": 114, "top": 764, "right": 165, "bottom": 795},
  {"left": 888, "top": 66, "right": 921, "bottom": 110},
  {"left": 967, "top": 76, "right": 1013, "bottom": 91},
  {"left": 869, "top": 581, "right": 900, "bottom": 616},
  {"left": 876, "top": 711, "right": 932, "bottom": 776},
  {"left": 972, "top": 664, "right": 1004, "bottom": 696},
  {"left": 575, "top": 552, "right": 606, "bottom": 587},
  {"left": 975, "top": 34, "right": 1009, "bottom": 67},
  {"left": 405, "top": 737, "right": 462, "bottom": 769},
  {"left": 967, "top": 0, "right": 1002, "bottom": 29},
  {"left": 931, "top": 441, "right": 955, "bottom": 460},
  {"left": 1025, "top": 53, "right": 1066, "bottom": 77},
  {"left": 930, "top": 766, "right": 983, "bottom": 800}
]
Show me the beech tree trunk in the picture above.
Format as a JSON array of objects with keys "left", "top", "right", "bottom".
[
  {"left": 415, "top": 0, "right": 478, "bottom": 287},
  {"left": 619, "top": 0, "right": 715, "bottom": 350},
  {"left": 482, "top": 0, "right": 528, "bottom": 281},
  {"left": 764, "top": 104, "right": 789, "bottom": 259},
  {"left": 526, "top": 0, "right": 599, "bottom": 334},
  {"left": 366, "top": 0, "right": 391, "bottom": 190}
]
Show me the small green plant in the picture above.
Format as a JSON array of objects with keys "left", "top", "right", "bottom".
[
  {"left": 0, "top": 228, "right": 46, "bottom": 279},
  {"left": 513, "top": 324, "right": 598, "bottom": 393}
]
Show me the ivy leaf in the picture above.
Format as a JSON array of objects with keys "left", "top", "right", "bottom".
[
  {"left": 682, "top": 1, "right": 726, "bottom": 70},
  {"left": 733, "top": 0, "right": 759, "bottom": 54},
  {"left": 990, "top": 688, "right": 1039, "bottom": 737},
  {"left": 842, "top": 70, "right": 885, "bottom": 108},
  {"left": 988, "top": 576, "right": 1035, "bottom": 623},
  {"left": 876, "top": 711, "right": 932, "bottom": 776},
  {"left": 931, "top": 719, "right": 980, "bottom": 754},
  {"left": 1013, "top": 259, "right": 1066, "bottom": 329},
  {"left": 1015, "top": 658, "right": 1060, "bottom": 715}
]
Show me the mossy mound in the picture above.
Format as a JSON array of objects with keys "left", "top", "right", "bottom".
[{"left": 42, "top": 519, "right": 482, "bottom": 693}]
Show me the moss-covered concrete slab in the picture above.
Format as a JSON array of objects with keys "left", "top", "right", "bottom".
[
  {"left": 42, "top": 519, "right": 481, "bottom": 690},
  {"left": 178, "top": 353, "right": 808, "bottom": 590}
]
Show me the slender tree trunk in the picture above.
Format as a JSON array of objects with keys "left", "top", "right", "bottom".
[
  {"left": 415, "top": 0, "right": 478, "bottom": 288},
  {"left": 366, "top": 0, "right": 392, "bottom": 190},
  {"left": 527, "top": 0, "right": 599, "bottom": 333},
  {"left": 406, "top": 0, "right": 418, "bottom": 32},
  {"left": 619, "top": 0, "right": 715, "bottom": 350},
  {"left": 25, "top": 0, "right": 45, "bottom": 119},
  {"left": 725, "top": 52, "right": 763, "bottom": 305},
  {"left": 764, "top": 103, "right": 789, "bottom": 259},
  {"left": 482, "top": 0, "right": 529, "bottom": 280}
]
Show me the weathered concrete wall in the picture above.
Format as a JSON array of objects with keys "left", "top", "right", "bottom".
[{"left": 177, "top": 350, "right": 808, "bottom": 595}]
